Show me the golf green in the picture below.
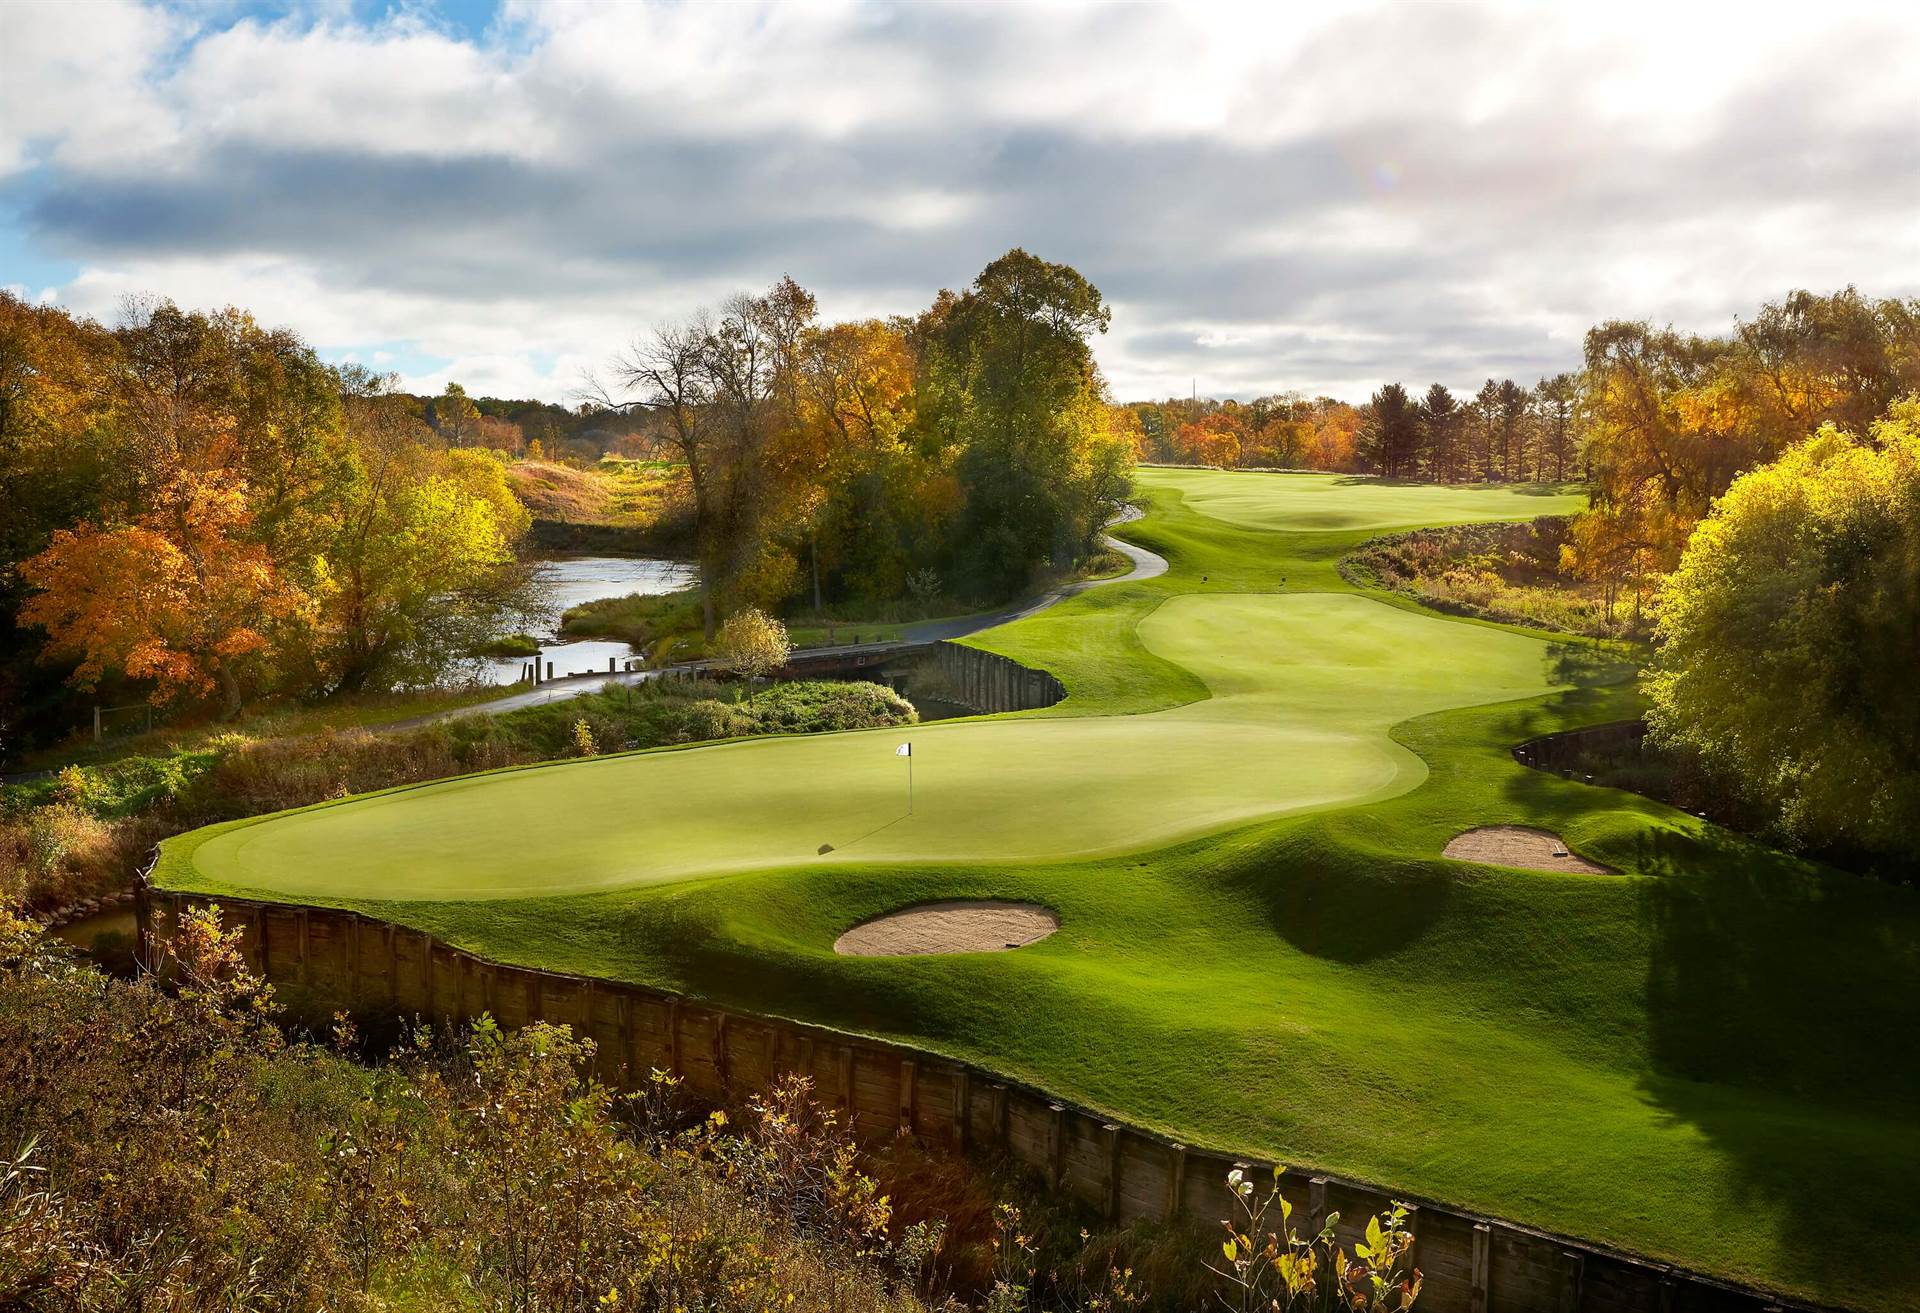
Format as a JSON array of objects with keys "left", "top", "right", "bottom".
[
  {"left": 155, "top": 467, "right": 1920, "bottom": 1312},
  {"left": 180, "top": 593, "right": 1566, "bottom": 901}
]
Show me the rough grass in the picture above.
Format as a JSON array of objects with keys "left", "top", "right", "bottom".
[
  {"left": 508, "top": 458, "right": 689, "bottom": 529},
  {"left": 153, "top": 468, "right": 1920, "bottom": 1311},
  {"left": 1344, "top": 518, "right": 1644, "bottom": 640}
]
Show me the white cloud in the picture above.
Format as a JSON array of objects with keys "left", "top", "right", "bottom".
[{"left": 8, "top": 0, "right": 1920, "bottom": 402}]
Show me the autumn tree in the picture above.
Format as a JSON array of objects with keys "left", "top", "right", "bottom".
[
  {"left": 1173, "top": 410, "right": 1245, "bottom": 467},
  {"left": 307, "top": 381, "right": 534, "bottom": 692},
  {"left": 20, "top": 471, "right": 307, "bottom": 718},
  {"left": 712, "top": 606, "right": 792, "bottom": 701},
  {"left": 0, "top": 294, "right": 127, "bottom": 638},
  {"left": 1648, "top": 399, "right": 1920, "bottom": 861},
  {"left": 798, "top": 318, "right": 941, "bottom": 606},
  {"left": 1567, "top": 290, "right": 1920, "bottom": 606}
]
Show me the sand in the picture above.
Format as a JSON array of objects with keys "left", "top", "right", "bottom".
[
  {"left": 834, "top": 900, "right": 1060, "bottom": 956},
  {"left": 1443, "top": 825, "right": 1615, "bottom": 874}
]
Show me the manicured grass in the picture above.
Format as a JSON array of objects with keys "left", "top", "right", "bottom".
[
  {"left": 1157, "top": 468, "right": 1587, "bottom": 534},
  {"left": 155, "top": 468, "right": 1920, "bottom": 1311},
  {"left": 169, "top": 593, "right": 1576, "bottom": 902}
]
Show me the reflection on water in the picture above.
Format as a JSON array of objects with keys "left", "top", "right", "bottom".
[{"left": 480, "top": 556, "right": 696, "bottom": 685}]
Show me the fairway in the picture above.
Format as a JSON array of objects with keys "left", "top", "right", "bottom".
[
  {"left": 1158, "top": 467, "right": 1586, "bottom": 533},
  {"left": 154, "top": 468, "right": 1920, "bottom": 1312},
  {"left": 177, "top": 593, "right": 1566, "bottom": 900}
]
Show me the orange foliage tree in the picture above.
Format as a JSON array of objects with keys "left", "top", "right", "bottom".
[
  {"left": 1173, "top": 410, "right": 1246, "bottom": 467},
  {"left": 20, "top": 471, "right": 307, "bottom": 717}
]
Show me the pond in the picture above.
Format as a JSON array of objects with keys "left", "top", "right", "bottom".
[{"left": 478, "top": 556, "right": 696, "bottom": 685}]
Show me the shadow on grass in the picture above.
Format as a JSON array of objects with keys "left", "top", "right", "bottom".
[
  {"left": 1629, "top": 822, "right": 1920, "bottom": 1295},
  {"left": 1223, "top": 824, "right": 1456, "bottom": 965},
  {"left": 1543, "top": 641, "right": 1636, "bottom": 688}
]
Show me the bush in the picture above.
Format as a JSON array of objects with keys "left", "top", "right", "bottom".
[{"left": 1343, "top": 518, "right": 1642, "bottom": 640}]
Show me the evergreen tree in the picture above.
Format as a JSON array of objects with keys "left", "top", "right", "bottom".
[{"left": 1419, "top": 384, "right": 1461, "bottom": 481}]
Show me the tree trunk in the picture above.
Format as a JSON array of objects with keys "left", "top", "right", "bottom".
[{"left": 216, "top": 665, "right": 244, "bottom": 722}]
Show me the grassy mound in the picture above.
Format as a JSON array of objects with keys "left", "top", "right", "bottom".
[{"left": 153, "top": 469, "right": 1920, "bottom": 1310}]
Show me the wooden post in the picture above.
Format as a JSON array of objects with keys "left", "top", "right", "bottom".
[
  {"left": 899, "top": 1059, "right": 916, "bottom": 1132},
  {"left": 991, "top": 1084, "right": 1008, "bottom": 1145},
  {"left": 618, "top": 993, "right": 636, "bottom": 1085},
  {"left": 383, "top": 924, "right": 398, "bottom": 1007},
  {"left": 422, "top": 933, "right": 436, "bottom": 1016},
  {"left": 1308, "top": 1176, "right": 1329, "bottom": 1233},
  {"left": 666, "top": 1001, "right": 682, "bottom": 1075},
  {"left": 297, "top": 908, "right": 311, "bottom": 986},
  {"left": 253, "top": 905, "right": 269, "bottom": 976},
  {"left": 1559, "top": 1251, "right": 1584, "bottom": 1313},
  {"left": 1048, "top": 1104, "right": 1066, "bottom": 1186},
  {"left": 838, "top": 1045, "right": 855, "bottom": 1112},
  {"left": 1470, "top": 1223, "right": 1491, "bottom": 1313},
  {"left": 348, "top": 914, "right": 362, "bottom": 1004},
  {"left": 1166, "top": 1144, "right": 1188, "bottom": 1220},
  {"left": 955, "top": 1069, "right": 972, "bottom": 1151},
  {"left": 1401, "top": 1204, "right": 1420, "bottom": 1269},
  {"left": 1102, "top": 1124, "right": 1122, "bottom": 1220}
]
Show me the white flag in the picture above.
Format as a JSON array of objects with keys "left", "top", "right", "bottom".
[{"left": 895, "top": 742, "right": 912, "bottom": 757}]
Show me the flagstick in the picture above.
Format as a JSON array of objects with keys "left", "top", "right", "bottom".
[{"left": 907, "top": 752, "right": 914, "bottom": 815}]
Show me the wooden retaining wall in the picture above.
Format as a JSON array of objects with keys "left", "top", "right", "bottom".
[
  {"left": 137, "top": 888, "right": 1815, "bottom": 1313},
  {"left": 934, "top": 642, "right": 1066, "bottom": 714}
]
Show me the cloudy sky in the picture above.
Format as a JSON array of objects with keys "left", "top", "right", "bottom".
[{"left": 4, "top": 0, "right": 1919, "bottom": 405}]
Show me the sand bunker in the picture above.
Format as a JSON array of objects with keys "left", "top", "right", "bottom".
[
  {"left": 834, "top": 900, "right": 1060, "bottom": 956},
  {"left": 1443, "top": 826, "right": 1615, "bottom": 874}
]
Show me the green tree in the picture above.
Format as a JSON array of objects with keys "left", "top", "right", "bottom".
[
  {"left": 1534, "top": 373, "right": 1578, "bottom": 480},
  {"left": 934, "top": 249, "right": 1121, "bottom": 594},
  {"left": 309, "top": 387, "right": 533, "bottom": 692},
  {"left": 1360, "top": 383, "right": 1419, "bottom": 477},
  {"left": 1418, "top": 384, "right": 1460, "bottom": 481},
  {"left": 433, "top": 381, "right": 480, "bottom": 446},
  {"left": 1648, "top": 397, "right": 1920, "bottom": 860}
]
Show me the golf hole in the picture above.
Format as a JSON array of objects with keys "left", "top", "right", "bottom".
[
  {"left": 833, "top": 900, "right": 1060, "bottom": 957},
  {"left": 1443, "top": 826, "right": 1615, "bottom": 874}
]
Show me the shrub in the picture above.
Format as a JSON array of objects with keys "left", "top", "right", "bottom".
[{"left": 1344, "top": 518, "right": 1641, "bottom": 640}]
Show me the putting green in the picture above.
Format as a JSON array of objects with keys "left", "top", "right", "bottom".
[
  {"left": 179, "top": 593, "right": 1567, "bottom": 901},
  {"left": 1160, "top": 467, "right": 1586, "bottom": 533}
]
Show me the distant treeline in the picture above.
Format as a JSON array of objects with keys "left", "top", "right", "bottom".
[{"left": 1121, "top": 376, "right": 1580, "bottom": 484}]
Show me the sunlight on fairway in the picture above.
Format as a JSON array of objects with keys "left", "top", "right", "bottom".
[
  {"left": 184, "top": 594, "right": 1566, "bottom": 901},
  {"left": 1147, "top": 468, "right": 1587, "bottom": 533}
]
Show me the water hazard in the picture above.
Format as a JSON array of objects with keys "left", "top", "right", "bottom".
[{"left": 478, "top": 556, "right": 695, "bottom": 685}]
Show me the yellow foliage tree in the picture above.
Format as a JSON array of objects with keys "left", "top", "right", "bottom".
[{"left": 1649, "top": 396, "right": 1920, "bottom": 859}]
